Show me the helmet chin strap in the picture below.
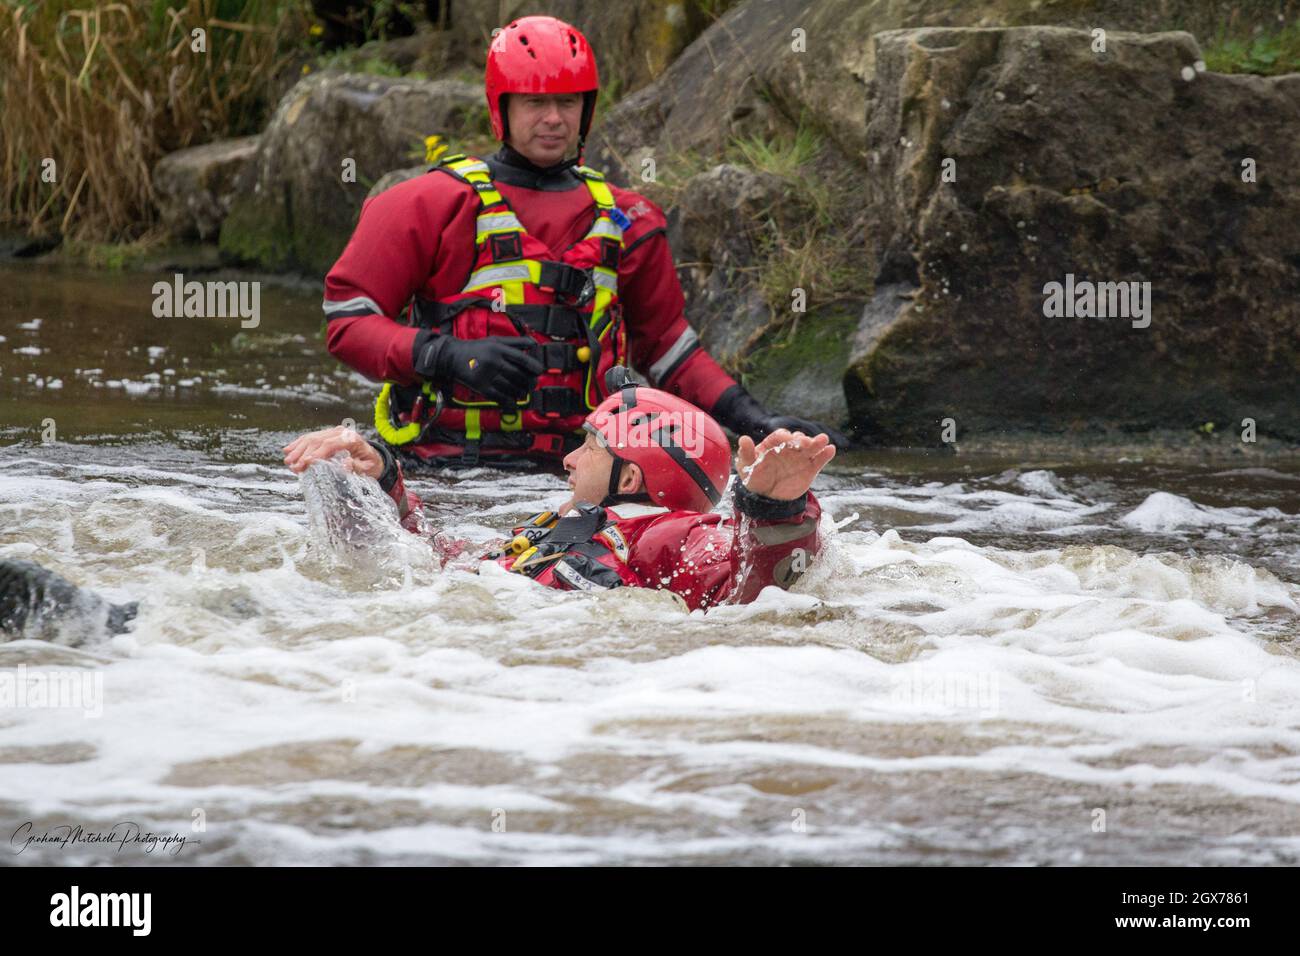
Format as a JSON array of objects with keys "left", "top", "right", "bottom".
[{"left": 600, "top": 457, "right": 650, "bottom": 508}]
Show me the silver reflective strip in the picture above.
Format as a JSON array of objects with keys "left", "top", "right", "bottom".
[
  {"left": 465, "top": 263, "right": 532, "bottom": 288},
  {"left": 322, "top": 295, "right": 383, "bottom": 316},
  {"left": 477, "top": 213, "right": 523, "bottom": 232},
  {"left": 752, "top": 518, "right": 816, "bottom": 546},
  {"left": 452, "top": 161, "right": 490, "bottom": 176},
  {"left": 648, "top": 326, "right": 699, "bottom": 384},
  {"left": 586, "top": 218, "right": 623, "bottom": 239},
  {"left": 593, "top": 269, "right": 618, "bottom": 292}
]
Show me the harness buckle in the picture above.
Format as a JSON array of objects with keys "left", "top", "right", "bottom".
[
  {"left": 489, "top": 233, "right": 522, "bottom": 262},
  {"left": 532, "top": 387, "right": 584, "bottom": 419},
  {"left": 539, "top": 342, "right": 578, "bottom": 374},
  {"left": 539, "top": 261, "right": 594, "bottom": 305},
  {"left": 572, "top": 272, "right": 597, "bottom": 308}
]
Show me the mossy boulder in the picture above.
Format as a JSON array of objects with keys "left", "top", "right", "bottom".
[
  {"left": 152, "top": 136, "right": 259, "bottom": 242},
  {"left": 219, "top": 72, "right": 484, "bottom": 276},
  {"left": 847, "top": 26, "right": 1300, "bottom": 443}
]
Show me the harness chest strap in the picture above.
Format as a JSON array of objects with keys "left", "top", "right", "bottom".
[
  {"left": 444, "top": 154, "right": 622, "bottom": 312},
  {"left": 499, "top": 504, "right": 626, "bottom": 589}
]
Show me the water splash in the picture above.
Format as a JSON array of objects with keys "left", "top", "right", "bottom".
[{"left": 298, "top": 454, "right": 435, "bottom": 588}]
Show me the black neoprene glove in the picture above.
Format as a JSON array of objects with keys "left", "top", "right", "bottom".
[
  {"left": 711, "top": 384, "right": 854, "bottom": 449},
  {"left": 412, "top": 331, "right": 543, "bottom": 407}
]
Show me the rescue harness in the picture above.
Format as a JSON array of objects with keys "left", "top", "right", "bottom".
[
  {"left": 374, "top": 153, "right": 629, "bottom": 464},
  {"left": 485, "top": 504, "right": 625, "bottom": 590}
]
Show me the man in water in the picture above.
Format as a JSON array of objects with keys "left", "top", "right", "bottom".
[
  {"left": 0, "top": 379, "right": 833, "bottom": 642},
  {"left": 284, "top": 376, "right": 835, "bottom": 612}
]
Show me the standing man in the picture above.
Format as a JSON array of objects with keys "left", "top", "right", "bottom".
[{"left": 323, "top": 14, "right": 845, "bottom": 470}]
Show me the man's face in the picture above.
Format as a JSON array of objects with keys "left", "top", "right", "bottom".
[
  {"left": 562, "top": 429, "right": 616, "bottom": 507},
  {"left": 504, "top": 92, "right": 584, "bottom": 166}
]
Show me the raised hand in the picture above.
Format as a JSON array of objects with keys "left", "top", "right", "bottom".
[
  {"left": 735, "top": 429, "right": 836, "bottom": 501},
  {"left": 283, "top": 426, "right": 385, "bottom": 479}
]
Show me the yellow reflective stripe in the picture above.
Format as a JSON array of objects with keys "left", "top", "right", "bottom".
[
  {"left": 446, "top": 158, "right": 490, "bottom": 176},
  {"left": 465, "top": 262, "right": 538, "bottom": 290},
  {"left": 477, "top": 212, "right": 522, "bottom": 232},
  {"left": 585, "top": 217, "right": 622, "bottom": 240},
  {"left": 465, "top": 408, "right": 481, "bottom": 441},
  {"left": 499, "top": 409, "right": 522, "bottom": 432}
]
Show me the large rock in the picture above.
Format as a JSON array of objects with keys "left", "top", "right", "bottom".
[
  {"left": 666, "top": 163, "right": 790, "bottom": 364},
  {"left": 588, "top": 0, "right": 810, "bottom": 176},
  {"left": 663, "top": 159, "right": 862, "bottom": 425},
  {"left": 587, "top": 0, "right": 871, "bottom": 426},
  {"left": 585, "top": 0, "right": 1251, "bottom": 431},
  {"left": 152, "top": 136, "right": 259, "bottom": 241},
  {"left": 847, "top": 26, "right": 1300, "bottom": 443},
  {"left": 366, "top": 164, "right": 427, "bottom": 199},
  {"left": 588, "top": 0, "right": 1258, "bottom": 178},
  {"left": 219, "top": 73, "right": 483, "bottom": 275}
]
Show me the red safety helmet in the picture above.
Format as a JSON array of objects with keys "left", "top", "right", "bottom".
[
  {"left": 585, "top": 383, "right": 732, "bottom": 514},
  {"left": 485, "top": 16, "right": 599, "bottom": 143}
]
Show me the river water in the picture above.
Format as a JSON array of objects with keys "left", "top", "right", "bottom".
[{"left": 2, "top": 263, "right": 1298, "bottom": 865}]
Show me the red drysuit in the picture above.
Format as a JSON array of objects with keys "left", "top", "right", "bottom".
[
  {"left": 378, "top": 456, "right": 823, "bottom": 613},
  {"left": 323, "top": 147, "right": 740, "bottom": 463}
]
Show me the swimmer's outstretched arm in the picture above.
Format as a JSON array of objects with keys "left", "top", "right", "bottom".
[{"left": 283, "top": 426, "right": 425, "bottom": 533}]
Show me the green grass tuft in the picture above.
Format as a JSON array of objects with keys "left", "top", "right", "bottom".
[{"left": 1203, "top": 20, "right": 1300, "bottom": 75}]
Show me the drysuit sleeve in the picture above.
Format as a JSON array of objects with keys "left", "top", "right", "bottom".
[
  {"left": 724, "top": 486, "right": 823, "bottom": 606},
  {"left": 368, "top": 440, "right": 424, "bottom": 534},
  {"left": 614, "top": 193, "right": 739, "bottom": 413},
  {"left": 321, "top": 175, "right": 478, "bottom": 384},
  {"left": 626, "top": 488, "right": 823, "bottom": 611}
]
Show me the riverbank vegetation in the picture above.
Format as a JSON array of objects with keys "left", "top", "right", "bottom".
[{"left": 1, "top": 0, "right": 309, "bottom": 242}]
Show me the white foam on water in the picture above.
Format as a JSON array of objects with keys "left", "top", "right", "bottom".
[
  {"left": 1, "top": 455, "right": 1298, "bottom": 864},
  {"left": 1120, "top": 491, "right": 1283, "bottom": 533}
]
